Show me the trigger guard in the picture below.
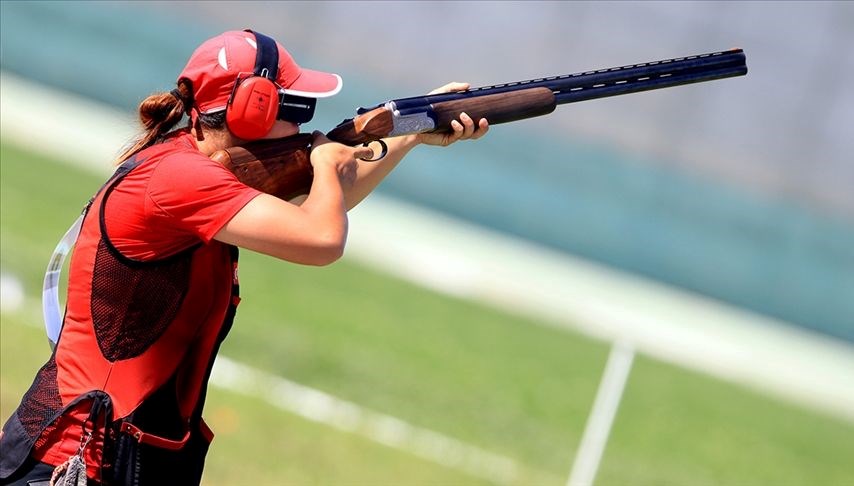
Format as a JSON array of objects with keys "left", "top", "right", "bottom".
[{"left": 359, "top": 140, "right": 388, "bottom": 162}]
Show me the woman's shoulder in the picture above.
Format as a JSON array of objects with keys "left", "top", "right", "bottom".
[
  {"left": 145, "top": 131, "right": 230, "bottom": 175},
  {"left": 142, "top": 130, "right": 205, "bottom": 159}
]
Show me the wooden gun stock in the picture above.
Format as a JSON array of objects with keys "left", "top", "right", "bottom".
[
  {"left": 209, "top": 133, "right": 314, "bottom": 200},
  {"left": 324, "top": 108, "right": 394, "bottom": 146}
]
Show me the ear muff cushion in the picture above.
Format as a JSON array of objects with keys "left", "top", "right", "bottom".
[{"left": 226, "top": 76, "right": 280, "bottom": 140}]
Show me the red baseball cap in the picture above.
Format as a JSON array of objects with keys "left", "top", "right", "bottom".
[{"left": 178, "top": 30, "right": 342, "bottom": 114}]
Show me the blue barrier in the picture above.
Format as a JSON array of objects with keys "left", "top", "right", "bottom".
[{"left": 2, "top": 1, "right": 851, "bottom": 341}]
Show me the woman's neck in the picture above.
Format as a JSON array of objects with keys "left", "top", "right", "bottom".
[{"left": 193, "top": 127, "right": 237, "bottom": 156}]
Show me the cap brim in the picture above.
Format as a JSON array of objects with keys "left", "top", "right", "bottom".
[{"left": 283, "top": 68, "right": 342, "bottom": 98}]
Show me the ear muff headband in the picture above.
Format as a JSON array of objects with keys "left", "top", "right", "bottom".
[
  {"left": 226, "top": 30, "right": 281, "bottom": 140},
  {"left": 252, "top": 31, "right": 280, "bottom": 80}
]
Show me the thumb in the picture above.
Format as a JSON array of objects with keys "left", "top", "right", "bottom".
[
  {"left": 354, "top": 143, "right": 376, "bottom": 161},
  {"left": 428, "top": 82, "right": 471, "bottom": 95}
]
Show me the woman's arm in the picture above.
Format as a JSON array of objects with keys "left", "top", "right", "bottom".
[
  {"left": 214, "top": 137, "right": 371, "bottom": 265},
  {"left": 214, "top": 83, "right": 488, "bottom": 263},
  {"left": 343, "top": 82, "right": 490, "bottom": 210}
]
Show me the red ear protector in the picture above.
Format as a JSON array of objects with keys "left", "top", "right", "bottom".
[
  {"left": 226, "top": 31, "right": 318, "bottom": 139},
  {"left": 226, "top": 30, "right": 282, "bottom": 140}
]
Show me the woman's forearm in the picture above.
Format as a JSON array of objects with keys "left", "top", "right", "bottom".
[
  {"left": 341, "top": 108, "right": 488, "bottom": 210},
  {"left": 344, "top": 134, "right": 420, "bottom": 210}
]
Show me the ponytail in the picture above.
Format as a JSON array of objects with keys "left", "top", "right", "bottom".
[{"left": 114, "top": 80, "right": 193, "bottom": 164}]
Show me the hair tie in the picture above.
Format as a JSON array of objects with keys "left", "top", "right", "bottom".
[{"left": 170, "top": 89, "right": 184, "bottom": 102}]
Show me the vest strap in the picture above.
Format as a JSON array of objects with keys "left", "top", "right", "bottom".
[{"left": 119, "top": 422, "right": 191, "bottom": 451}]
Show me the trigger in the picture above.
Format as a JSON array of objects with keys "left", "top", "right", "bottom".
[{"left": 358, "top": 140, "right": 388, "bottom": 162}]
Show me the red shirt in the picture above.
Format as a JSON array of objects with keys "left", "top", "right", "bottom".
[
  {"left": 33, "top": 131, "right": 261, "bottom": 479},
  {"left": 106, "top": 131, "right": 261, "bottom": 259}
]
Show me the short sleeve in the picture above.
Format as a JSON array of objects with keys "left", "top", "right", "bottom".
[{"left": 146, "top": 153, "right": 262, "bottom": 242}]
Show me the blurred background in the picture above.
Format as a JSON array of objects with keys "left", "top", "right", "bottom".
[{"left": 1, "top": 1, "right": 852, "bottom": 485}]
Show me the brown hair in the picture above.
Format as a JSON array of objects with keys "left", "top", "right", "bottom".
[{"left": 114, "top": 80, "right": 193, "bottom": 164}]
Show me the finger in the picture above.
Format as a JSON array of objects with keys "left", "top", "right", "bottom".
[
  {"left": 458, "top": 112, "right": 476, "bottom": 138},
  {"left": 353, "top": 144, "right": 375, "bottom": 161},
  {"left": 447, "top": 119, "right": 465, "bottom": 145},
  {"left": 445, "top": 82, "right": 470, "bottom": 92},
  {"left": 427, "top": 81, "right": 471, "bottom": 95},
  {"left": 470, "top": 118, "right": 490, "bottom": 139}
]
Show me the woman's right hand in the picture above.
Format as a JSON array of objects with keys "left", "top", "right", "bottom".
[
  {"left": 309, "top": 132, "right": 372, "bottom": 189},
  {"left": 213, "top": 133, "right": 373, "bottom": 266}
]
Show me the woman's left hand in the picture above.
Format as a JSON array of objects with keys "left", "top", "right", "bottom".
[{"left": 417, "top": 82, "right": 490, "bottom": 147}]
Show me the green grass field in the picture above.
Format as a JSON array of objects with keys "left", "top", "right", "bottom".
[{"left": 2, "top": 140, "right": 853, "bottom": 485}]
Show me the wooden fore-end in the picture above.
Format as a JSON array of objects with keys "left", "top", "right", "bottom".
[
  {"left": 210, "top": 133, "right": 315, "bottom": 201},
  {"left": 432, "top": 87, "right": 556, "bottom": 129},
  {"left": 326, "top": 106, "right": 395, "bottom": 145}
]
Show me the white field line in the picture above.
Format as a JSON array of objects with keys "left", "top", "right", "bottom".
[
  {"left": 345, "top": 195, "right": 854, "bottom": 423},
  {"left": 2, "top": 71, "right": 854, "bottom": 423},
  {"left": 0, "top": 273, "right": 26, "bottom": 313},
  {"left": 210, "top": 356, "right": 524, "bottom": 485},
  {"left": 0, "top": 274, "right": 533, "bottom": 485},
  {"left": 567, "top": 341, "right": 635, "bottom": 486}
]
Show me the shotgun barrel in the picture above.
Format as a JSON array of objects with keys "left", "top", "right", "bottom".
[
  {"left": 390, "top": 48, "right": 747, "bottom": 111},
  {"left": 328, "top": 48, "right": 747, "bottom": 145}
]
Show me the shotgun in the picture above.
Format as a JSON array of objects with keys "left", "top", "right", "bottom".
[{"left": 210, "top": 48, "right": 747, "bottom": 200}]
